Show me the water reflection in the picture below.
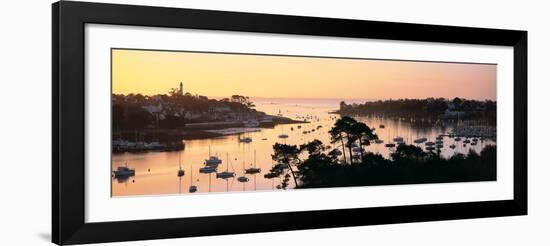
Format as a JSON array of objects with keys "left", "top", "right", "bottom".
[{"left": 112, "top": 98, "right": 495, "bottom": 197}]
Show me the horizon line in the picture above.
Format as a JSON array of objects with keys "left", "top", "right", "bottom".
[{"left": 111, "top": 93, "right": 496, "bottom": 102}]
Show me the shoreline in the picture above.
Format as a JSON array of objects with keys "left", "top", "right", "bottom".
[
  {"left": 181, "top": 116, "right": 307, "bottom": 140},
  {"left": 113, "top": 116, "right": 307, "bottom": 144}
]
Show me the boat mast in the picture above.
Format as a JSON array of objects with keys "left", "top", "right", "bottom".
[{"left": 179, "top": 174, "right": 182, "bottom": 194}]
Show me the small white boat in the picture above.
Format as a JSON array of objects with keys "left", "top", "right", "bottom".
[
  {"left": 238, "top": 137, "right": 253, "bottom": 143},
  {"left": 216, "top": 153, "right": 235, "bottom": 179},
  {"left": 216, "top": 171, "right": 235, "bottom": 179},
  {"left": 189, "top": 162, "right": 197, "bottom": 193},
  {"left": 244, "top": 150, "right": 261, "bottom": 174},
  {"left": 393, "top": 136, "right": 404, "bottom": 143},
  {"left": 205, "top": 156, "right": 222, "bottom": 166},
  {"left": 414, "top": 137, "right": 427, "bottom": 144},
  {"left": 113, "top": 163, "right": 135, "bottom": 178},
  {"left": 204, "top": 146, "right": 222, "bottom": 166},
  {"left": 245, "top": 167, "right": 261, "bottom": 174},
  {"left": 237, "top": 176, "right": 249, "bottom": 183},
  {"left": 264, "top": 172, "right": 278, "bottom": 179},
  {"left": 278, "top": 126, "right": 289, "bottom": 139},
  {"left": 199, "top": 165, "right": 217, "bottom": 174},
  {"left": 177, "top": 152, "right": 185, "bottom": 177},
  {"left": 237, "top": 154, "right": 250, "bottom": 183}
]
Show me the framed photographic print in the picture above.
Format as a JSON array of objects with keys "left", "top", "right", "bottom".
[{"left": 52, "top": 1, "right": 527, "bottom": 245}]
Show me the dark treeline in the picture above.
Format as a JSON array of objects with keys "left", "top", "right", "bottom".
[
  {"left": 338, "top": 97, "right": 496, "bottom": 124},
  {"left": 300, "top": 143, "right": 495, "bottom": 188},
  {"left": 112, "top": 90, "right": 257, "bottom": 131},
  {"left": 266, "top": 116, "right": 496, "bottom": 189},
  {"left": 268, "top": 139, "right": 496, "bottom": 189}
]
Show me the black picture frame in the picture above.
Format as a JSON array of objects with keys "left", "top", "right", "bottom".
[{"left": 52, "top": 1, "right": 527, "bottom": 245}]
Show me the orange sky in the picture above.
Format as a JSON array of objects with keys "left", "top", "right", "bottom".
[{"left": 112, "top": 49, "right": 496, "bottom": 100}]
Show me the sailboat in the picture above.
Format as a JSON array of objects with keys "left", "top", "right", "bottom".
[
  {"left": 238, "top": 136, "right": 253, "bottom": 143},
  {"left": 237, "top": 159, "right": 249, "bottom": 183},
  {"left": 245, "top": 150, "right": 261, "bottom": 174},
  {"left": 200, "top": 146, "right": 220, "bottom": 173},
  {"left": 278, "top": 126, "right": 289, "bottom": 139},
  {"left": 189, "top": 163, "right": 197, "bottom": 193},
  {"left": 177, "top": 152, "right": 185, "bottom": 177},
  {"left": 113, "top": 161, "right": 135, "bottom": 178},
  {"left": 385, "top": 127, "right": 396, "bottom": 148},
  {"left": 216, "top": 153, "right": 235, "bottom": 179},
  {"left": 393, "top": 122, "right": 404, "bottom": 145},
  {"left": 414, "top": 137, "right": 427, "bottom": 144},
  {"left": 204, "top": 146, "right": 222, "bottom": 166}
]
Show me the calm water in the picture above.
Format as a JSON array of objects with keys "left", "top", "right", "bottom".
[{"left": 112, "top": 98, "right": 495, "bottom": 197}]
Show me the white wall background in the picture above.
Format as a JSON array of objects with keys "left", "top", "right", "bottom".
[{"left": 0, "top": 0, "right": 547, "bottom": 245}]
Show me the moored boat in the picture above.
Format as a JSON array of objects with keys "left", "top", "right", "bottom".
[
  {"left": 216, "top": 153, "right": 235, "bottom": 179},
  {"left": 199, "top": 165, "right": 217, "bottom": 174},
  {"left": 113, "top": 163, "right": 135, "bottom": 178},
  {"left": 244, "top": 150, "right": 261, "bottom": 174},
  {"left": 205, "top": 156, "right": 222, "bottom": 166},
  {"left": 238, "top": 137, "right": 253, "bottom": 143}
]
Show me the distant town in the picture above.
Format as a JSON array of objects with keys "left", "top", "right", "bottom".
[
  {"left": 112, "top": 82, "right": 304, "bottom": 152},
  {"left": 338, "top": 97, "right": 497, "bottom": 124}
]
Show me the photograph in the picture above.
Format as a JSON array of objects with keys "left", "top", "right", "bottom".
[{"left": 110, "top": 48, "right": 497, "bottom": 197}]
